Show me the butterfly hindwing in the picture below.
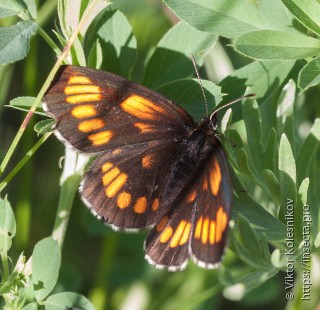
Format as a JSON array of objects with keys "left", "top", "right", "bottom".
[
  {"left": 190, "top": 146, "right": 232, "bottom": 268},
  {"left": 43, "top": 65, "right": 194, "bottom": 153},
  {"left": 81, "top": 139, "right": 184, "bottom": 229},
  {"left": 145, "top": 143, "right": 232, "bottom": 270}
]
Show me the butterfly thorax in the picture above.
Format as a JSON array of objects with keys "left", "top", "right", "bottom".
[{"left": 161, "top": 125, "right": 216, "bottom": 207}]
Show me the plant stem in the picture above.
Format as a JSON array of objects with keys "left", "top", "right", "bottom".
[
  {"left": 0, "top": 132, "right": 52, "bottom": 192},
  {"left": 38, "top": 26, "right": 60, "bottom": 55}
]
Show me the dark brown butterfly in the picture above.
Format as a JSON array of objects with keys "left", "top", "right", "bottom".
[{"left": 43, "top": 65, "right": 234, "bottom": 271}]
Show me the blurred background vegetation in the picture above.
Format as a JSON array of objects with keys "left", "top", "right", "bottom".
[{"left": 1, "top": 0, "right": 319, "bottom": 309}]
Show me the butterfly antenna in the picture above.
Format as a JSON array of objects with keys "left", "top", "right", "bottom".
[
  {"left": 209, "top": 93, "right": 255, "bottom": 121},
  {"left": 191, "top": 55, "right": 209, "bottom": 116}
]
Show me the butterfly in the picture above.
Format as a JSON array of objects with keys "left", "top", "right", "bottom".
[{"left": 43, "top": 65, "right": 234, "bottom": 271}]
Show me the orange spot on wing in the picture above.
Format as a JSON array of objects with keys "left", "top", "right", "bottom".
[
  {"left": 160, "top": 226, "right": 173, "bottom": 243},
  {"left": 102, "top": 162, "right": 113, "bottom": 172},
  {"left": 187, "top": 190, "right": 197, "bottom": 202},
  {"left": 66, "top": 94, "right": 102, "bottom": 104},
  {"left": 64, "top": 85, "right": 100, "bottom": 95},
  {"left": 112, "top": 148, "right": 122, "bottom": 155},
  {"left": 88, "top": 131, "right": 113, "bottom": 146},
  {"left": 68, "top": 76, "right": 93, "bottom": 84},
  {"left": 71, "top": 105, "right": 96, "bottom": 118},
  {"left": 170, "top": 221, "right": 187, "bottom": 248},
  {"left": 209, "top": 220, "right": 216, "bottom": 244},
  {"left": 215, "top": 207, "right": 228, "bottom": 243},
  {"left": 156, "top": 216, "right": 168, "bottom": 232},
  {"left": 195, "top": 216, "right": 203, "bottom": 239},
  {"left": 142, "top": 154, "right": 154, "bottom": 169},
  {"left": 134, "top": 122, "right": 158, "bottom": 133},
  {"left": 152, "top": 198, "right": 159, "bottom": 211},
  {"left": 216, "top": 207, "right": 223, "bottom": 242},
  {"left": 222, "top": 209, "right": 228, "bottom": 231},
  {"left": 105, "top": 173, "right": 128, "bottom": 198},
  {"left": 117, "top": 191, "right": 131, "bottom": 209},
  {"left": 102, "top": 167, "right": 120, "bottom": 186},
  {"left": 203, "top": 178, "right": 208, "bottom": 190},
  {"left": 209, "top": 159, "right": 222, "bottom": 196},
  {"left": 201, "top": 217, "right": 209, "bottom": 244},
  {"left": 78, "top": 119, "right": 105, "bottom": 132},
  {"left": 179, "top": 222, "right": 191, "bottom": 246},
  {"left": 133, "top": 197, "right": 147, "bottom": 214},
  {"left": 121, "top": 95, "right": 166, "bottom": 120}
]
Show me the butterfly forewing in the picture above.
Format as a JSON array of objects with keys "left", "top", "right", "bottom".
[{"left": 44, "top": 65, "right": 194, "bottom": 153}]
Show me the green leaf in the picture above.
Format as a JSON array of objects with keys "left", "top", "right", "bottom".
[
  {"left": 296, "top": 178, "right": 310, "bottom": 241},
  {"left": 21, "top": 303, "right": 38, "bottom": 310},
  {"left": 163, "top": 0, "right": 283, "bottom": 39},
  {"left": 279, "top": 134, "right": 296, "bottom": 185},
  {"left": 220, "top": 108, "right": 232, "bottom": 135},
  {"left": 263, "top": 169, "right": 281, "bottom": 204},
  {"left": 232, "top": 215, "right": 273, "bottom": 270},
  {"left": 219, "top": 60, "right": 295, "bottom": 121},
  {"left": 87, "top": 39, "right": 103, "bottom": 69},
  {"left": 22, "top": 0, "right": 37, "bottom": 19},
  {"left": 296, "top": 118, "right": 320, "bottom": 183},
  {"left": 0, "top": 0, "right": 33, "bottom": 18},
  {"left": 45, "top": 292, "right": 95, "bottom": 310},
  {"left": 263, "top": 128, "right": 278, "bottom": 172},
  {"left": 0, "top": 197, "right": 16, "bottom": 252},
  {"left": 298, "top": 56, "right": 320, "bottom": 91},
  {"left": 233, "top": 192, "right": 286, "bottom": 242},
  {"left": 236, "top": 148, "right": 254, "bottom": 178},
  {"left": 32, "top": 237, "right": 61, "bottom": 301},
  {"left": 157, "top": 78, "right": 222, "bottom": 122},
  {"left": 9, "top": 96, "right": 45, "bottom": 115},
  {"left": 315, "top": 232, "right": 320, "bottom": 248},
  {"left": 298, "top": 178, "right": 309, "bottom": 208},
  {"left": 235, "top": 30, "right": 320, "bottom": 60},
  {"left": 34, "top": 119, "right": 54, "bottom": 135},
  {"left": 224, "top": 128, "right": 244, "bottom": 168},
  {"left": 143, "top": 21, "right": 217, "bottom": 88},
  {"left": 84, "top": 8, "right": 137, "bottom": 78},
  {"left": 71, "top": 36, "right": 86, "bottom": 66},
  {"left": 258, "top": 0, "right": 295, "bottom": 32},
  {"left": 0, "top": 20, "right": 38, "bottom": 65},
  {"left": 222, "top": 268, "right": 278, "bottom": 299},
  {"left": 242, "top": 98, "right": 264, "bottom": 173},
  {"left": 0, "top": 8, "right": 19, "bottom": 18},
  {"left": 281, "top": 0, "right": 320, "bottom": 36},
  {"left": 276, "top": 80, "right": 296, "bottom": 153},
  {"left": 278, "top": 134, "right": 298, "bottom": 237}
]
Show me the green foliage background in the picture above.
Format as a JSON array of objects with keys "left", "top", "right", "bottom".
[{"left": 0, "top": 0, "right": 320, "bottom": 309}]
